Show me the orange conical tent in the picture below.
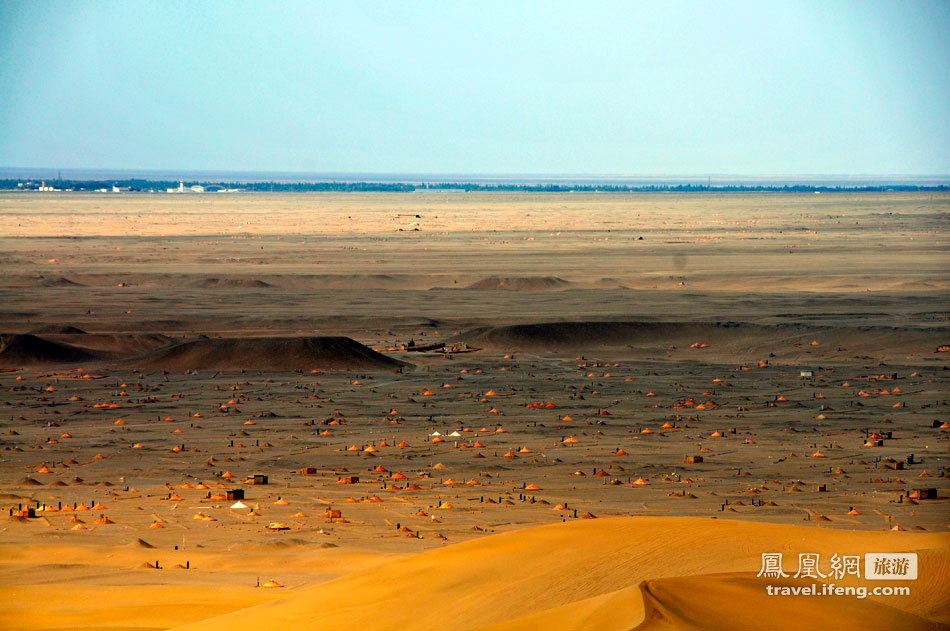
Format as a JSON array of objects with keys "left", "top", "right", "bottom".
[
  {"left": 632, "top": 477, "right": 650, "bottom": 486},
  {"left": 524, "top": 483, "right": 541, "bottom": 491},
  {"left": 260, "top": 579, "right": 284, "bottom": 588}
]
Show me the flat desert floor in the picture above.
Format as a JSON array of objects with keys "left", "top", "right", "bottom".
[{"left": 0, "top": 191, "right": 947, "bottom": 630}]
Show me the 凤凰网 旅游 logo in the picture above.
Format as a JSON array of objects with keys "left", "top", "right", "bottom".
[{"left": 757, "top": 552, "right": 918, "bottom": 580}]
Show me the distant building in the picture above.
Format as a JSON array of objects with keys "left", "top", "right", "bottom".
[
  {"left": 37, "top": 181, "right": 59, "bottom": 192},
  {"left": 112, "top": 185, "right": 132, "bottom": 193},
  {"left": 190, "top": 185, "right": 205, "bottom": 193}
]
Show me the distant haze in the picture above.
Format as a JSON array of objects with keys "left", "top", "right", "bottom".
[{"left": 1, "top": 1, "right": 948, "bottom": 176}]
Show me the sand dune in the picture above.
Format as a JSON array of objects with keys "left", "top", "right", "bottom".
[
  {"left": 126, "top": 335, "right": 407, "bottom": 371},
  {"left": 466, "top": 276, "right": 573, "bottom": 290},
  {"left": 630, "top": 574, "right": 942, "bottom": 631},
  {"left": 0, "top": 333, "right": 102, "bottom": 366},
  {"left": 174, "top": 517, "right": 948, "bottom": 631},
  {"left": 28, "top": 324, "right": 88, "bottom": 335},
  {"left": 454, "top": 320, "right": 945, "bottom": 358},
  {"left": 26, "top": 276, "right": 84, "bottom": 287},
  {"left": 194, "top": 277, "right": 273, "bottom": 288},
  {"left": 38, "top": 331, "right": 172, "bottom": 354}
]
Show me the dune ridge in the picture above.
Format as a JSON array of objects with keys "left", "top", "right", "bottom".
[{"left": 173, "top": 516, "right": 949, "bottom": 631}]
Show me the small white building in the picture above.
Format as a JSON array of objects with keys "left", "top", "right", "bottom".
[{"left": 800, "top": 370, "right": 814, "bottom": 378}]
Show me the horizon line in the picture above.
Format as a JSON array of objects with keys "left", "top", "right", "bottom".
[{"left": 3, "top": 166, "right": 949, "bottom": 184}]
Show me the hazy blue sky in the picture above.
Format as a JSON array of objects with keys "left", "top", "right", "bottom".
[{"left": 1, "top": 1, "right": 947, "bottom": 175}]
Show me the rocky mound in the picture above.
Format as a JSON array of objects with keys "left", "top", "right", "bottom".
[
  {"left": 455, "top": 321, "right": 699, "bottom": 349},
  {"left": 194, "top": 278, "right": 273, "bottom": 288},
  {"left": 128, "top": 336, "right": 407, "bottom": 371},
  {"left": 0, "top": 334, "right": 102, "bottom": 366},
  {"left": 29, "top": 324, "right": 88, "bottom": 335},
  {"left": 453, "top": 321, "right": 947, "bottom": 357},
  {"left": 466, "top": 276, "right": 572, "bottom": 291},
  {"left": 29, "top": 276, "right": 84, "bottom": 287}
]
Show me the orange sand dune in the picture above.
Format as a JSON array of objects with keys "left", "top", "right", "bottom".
[{"left": 174, "top": 517, "right": 948, "bottom": 631}]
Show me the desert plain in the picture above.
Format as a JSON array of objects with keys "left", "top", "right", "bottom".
[{"left": 0, "top": 190, "right": 947, "bottom": 630}]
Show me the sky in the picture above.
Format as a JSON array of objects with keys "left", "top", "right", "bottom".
[{"left": 0, "top": 1, "right": 948, "bottom": 176}]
